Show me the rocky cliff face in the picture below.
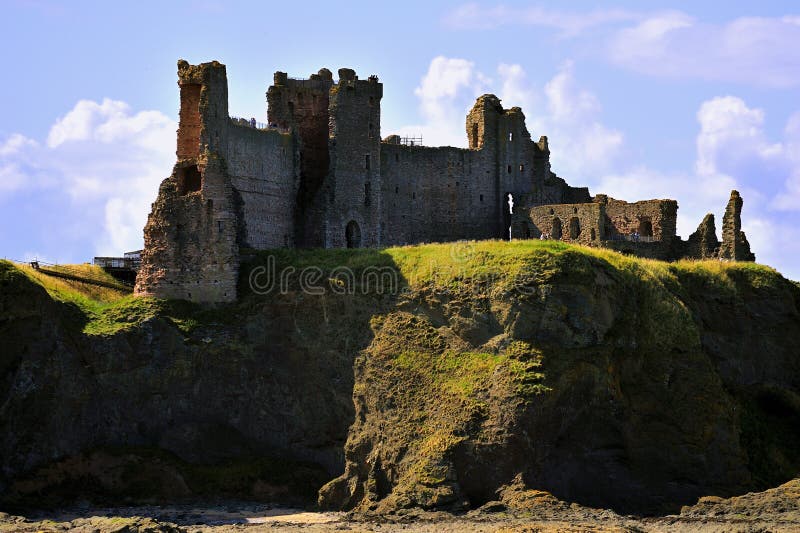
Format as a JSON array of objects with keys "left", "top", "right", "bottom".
[{"left": 1, "top": 241, "right": 798, "bottom": 515}]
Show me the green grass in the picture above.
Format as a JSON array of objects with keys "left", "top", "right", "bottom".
[
  {"left": 4, "top": 241, "right": 792, "bottom": 338},
  {"left": 8, "top": 261, "right": 128, "bottom": 314},
  {"left": 394, "top": 342, "right": 548, "bottom": 402}
]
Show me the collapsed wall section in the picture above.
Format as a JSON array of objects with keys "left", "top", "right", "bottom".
[
  {"left": 135, "top": 155, "right": 239, "bottom": 302},
  {"left": 596, "top": 196, "right": 678, "bottom": 241},
  {"left": 719, "top": 190, "right": 755, "bottom": 262},
  {"left": 135, "top": 61, "right": 240, "bottom": 302},
  {"left": 462, "top": 95, "right": 590, "bottom": 239}
]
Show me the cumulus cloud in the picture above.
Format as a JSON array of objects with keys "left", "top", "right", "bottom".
[
  {"left": 391, "top": 57, "right": 623, "bottom": 181},
  {"left": 0, "top": 99, "right": 175, "bottom": 263},
  {"left": 534, "top": 62, "right": 624, "bottom": 179},
  {"left": 392, "top": 56, "right": 491, "bottom": 148},
  {"left": 444, "top": 3, "right": 640, "bottom": 37},
  {"left": 608, "top": 13, "right": 800, "bottom": 88}
]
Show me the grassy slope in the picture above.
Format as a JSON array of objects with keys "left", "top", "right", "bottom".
[{"left": 3, "top": 241, "right": 785, "bottom": 336}]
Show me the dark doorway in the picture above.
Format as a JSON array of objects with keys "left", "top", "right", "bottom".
[
  {"left": 552, "top": 217, "right": 562, "bottom": 240},
  {"left": 346, "top": 221, "right": 361, "bottom": 248},
  {"left": 639, "top": 218, "right": 653, "bottom": 237},
  {"left": 569, "top": 217, "right": 581, "bottom": 240}
]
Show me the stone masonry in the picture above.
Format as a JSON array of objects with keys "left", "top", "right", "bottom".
[
  {"left": 719, "top": 190, "right": 756, "bottom": 262},
  {"left": 135, "top": 60, "right": 756, "bottom": 303}
]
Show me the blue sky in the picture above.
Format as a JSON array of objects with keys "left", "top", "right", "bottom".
[{"left": 2, "top": 0, "right": 800, "bottom": 279}]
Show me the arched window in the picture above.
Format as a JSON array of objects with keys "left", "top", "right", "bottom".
[{"left": 346, "top": 221, "right": 361, "bottom": 248}]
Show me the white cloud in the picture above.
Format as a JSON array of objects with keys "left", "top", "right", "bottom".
[
  {"left": 0, "top": 99, "right": 175, "bottom": 260},
  {"left": 392, "top": 57, "right": 623, "bottom": 180},
  {"left": 0, "top": 133, "right": 38, "bottom": 157},
  {"left": 497, "top": 63, "right": 534, "bottom": 112},
  {"left": 608, "top": 13, "right": 800, "bottom": 88},
  {"left": 531, "top": 62, "right": 624, "bottom": 179},
  {"left": 394, "top": 56, "right": 490, "bottom": 147},
  {"left": 444, "top": 3, "right": 640, "bottom": 37}
]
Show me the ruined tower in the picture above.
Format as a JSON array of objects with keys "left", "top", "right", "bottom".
[
  {"left": 719, "top": 190, "right": 756, "bottom": 262},
  {"left": 135, "top": 61, "right": 240, "bottom": 303},
  {"left": 686, "top": 213, "right": 721, "bottom": 259}
]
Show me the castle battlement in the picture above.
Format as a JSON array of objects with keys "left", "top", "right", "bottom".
[{"left": 134, "top": 60, "right": 754, "bottom": 302}]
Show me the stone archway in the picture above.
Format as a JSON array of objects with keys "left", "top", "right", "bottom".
[{"left": 346, "top": 220, "right": 361, "bottom": 248}]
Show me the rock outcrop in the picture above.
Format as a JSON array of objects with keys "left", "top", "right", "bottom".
[{"left": 1, "top": 241, "right": 797, "bottom": 514}]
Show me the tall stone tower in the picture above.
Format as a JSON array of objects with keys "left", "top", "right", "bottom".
[
  {"left": 134, "top": 61, "right": 240, "bottom": 303},
  {"left": 325, "top": 69, "right": 383, "bottom": 248},
  {"left": 267, "top": 69, "right": 334, "bottom": 247}
]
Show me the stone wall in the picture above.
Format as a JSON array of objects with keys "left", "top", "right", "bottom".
[
  {"left": 720, "top": 190, "right": 755, "bottom": 261},
  {"left": 226, "top": 124, "right": 297, "bottom": 249},
  {"left": 135, "top": 154, "right": 239, "bottom": 302},
  {"left": 514, "top": 203, "right": 603, "bottom": 245},
  {"left": 136, "top": 61, "right": 241, "bottom": 302},
  {"left": 596, "top": 196, "right": 678, "bottom": 241},
  {"left": 380, "top": 144, "right": 496, "bottom": 244},
  {"left": 685, "top": 214, "right": 721, "bottom": 259}
]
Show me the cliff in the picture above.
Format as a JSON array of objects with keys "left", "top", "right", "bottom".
[{"left": 1, "top": 241, "right": 798, "bottom": 515}]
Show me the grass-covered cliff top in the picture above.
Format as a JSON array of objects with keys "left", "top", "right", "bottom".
[{"left": 0, "top": 239, "right": 791, "bottom": 337}]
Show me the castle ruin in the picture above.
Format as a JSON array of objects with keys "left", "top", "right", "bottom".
[{"left": 134, "top": 60, "right": 755, "bottom": 302}]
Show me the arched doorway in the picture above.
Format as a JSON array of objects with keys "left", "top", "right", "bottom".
[
  {"left": 639, "top": 218, "right": 653, "bottom": 237},
  {"left": 551, "top": 217, "right": 562, "bottom": 240},
  {"left": 569, "top": 217, "right": 581, "bottom": 239},
  {"left": 346, "top": 221, "right": 361, "bottom": 248}
]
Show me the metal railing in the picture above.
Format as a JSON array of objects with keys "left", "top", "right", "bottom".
[
  {"left": 399, "top": 135, "right": 423, "bottom": 146},
  {"left": 26, "top": 259, "right": 135, "bottom": 290}
]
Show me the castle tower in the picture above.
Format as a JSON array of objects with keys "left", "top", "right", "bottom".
[
  {"left": 134, "top": 60, "right": 240, "bottom": 303},
  {"left": 267, "top": 69, "right": 334, "bottom": 247},
  {"left": 325, "top": 68, "right": 383, "bottom": 248},
  {"left": 465, "top": 95, "right": 547, "bottom": 237}
]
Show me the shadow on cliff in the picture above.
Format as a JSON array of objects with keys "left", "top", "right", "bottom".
[{"left": 0, "top": 250, "right": 409, "bottom": 511}]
